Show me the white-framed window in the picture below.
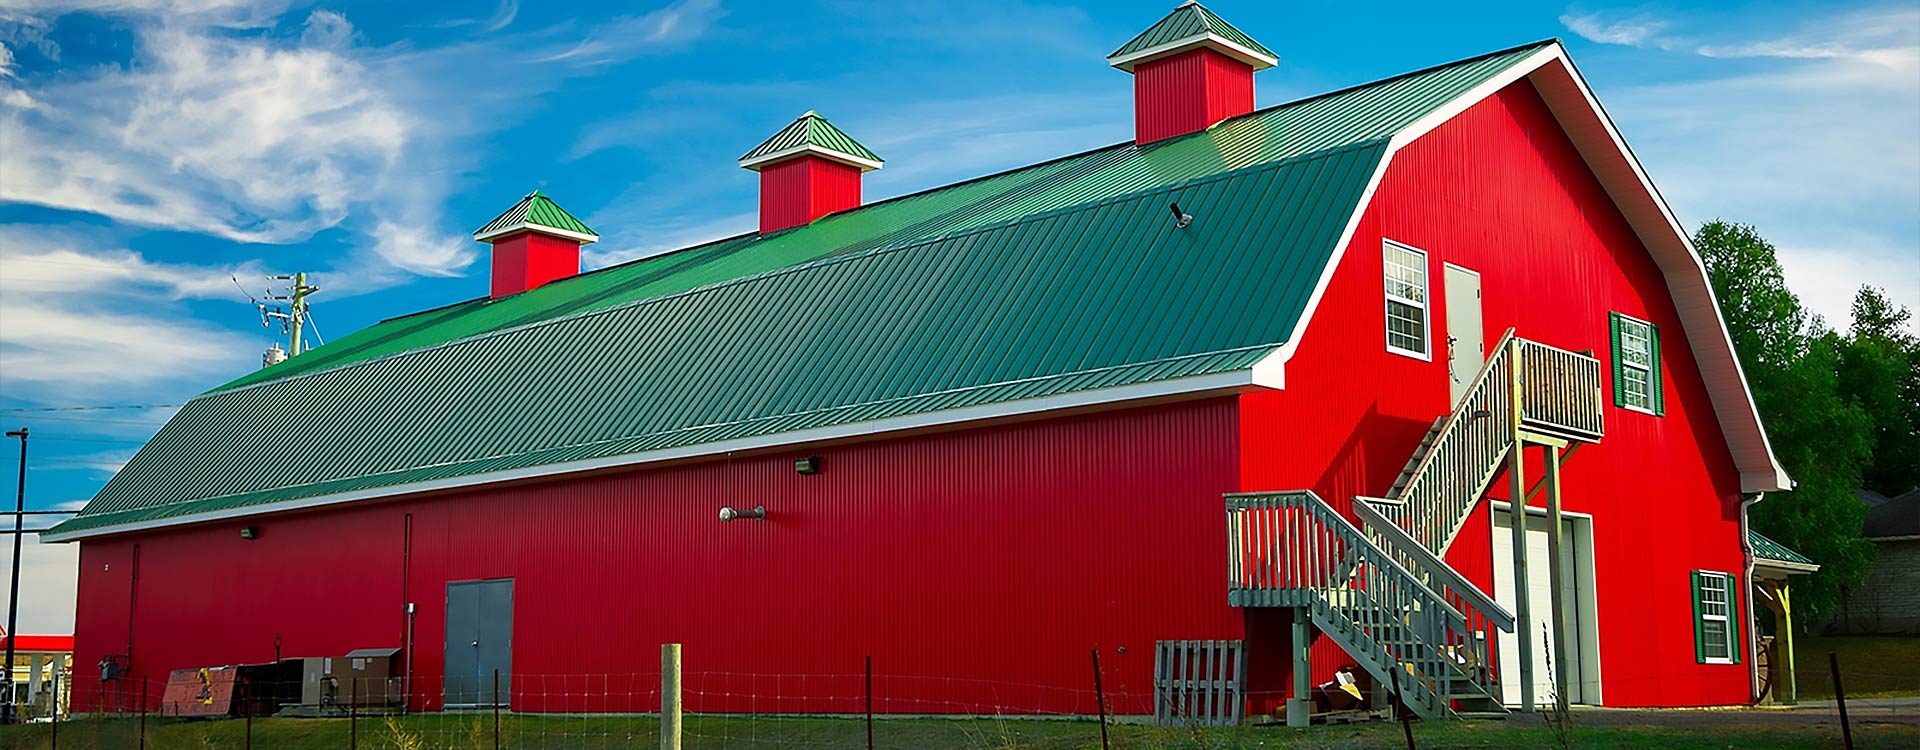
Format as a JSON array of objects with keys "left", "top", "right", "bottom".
[
  {"left": 1383, "top": 240, "right": 1430, "bottom": 359},
  {"left": 1692, "top": 570, "right": 1738, "bottom": 664},
  {"left": 1610, "top": 312, "right": 1662, "bottom": 415}
]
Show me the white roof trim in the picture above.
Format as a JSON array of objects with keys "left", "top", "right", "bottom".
[
  {"left": 1108, "top": 33, "right": 1278, "bottom": 73},
  {"left": 40, "top": 362, "right": 1284, "bottom": 542},
  {"left": 1276, "top": 42, "right": 1789, "bottom": 492},
  {"left": 739, "top": 144, "right": 883, "bottom": 173},
  {"left": 1753, "top": 558, "right": 1820, "bottom": 576},
  {"left": 473, "top": 222, "right": 600, "bottom": 244}
]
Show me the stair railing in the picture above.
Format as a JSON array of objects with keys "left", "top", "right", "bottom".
[
  {"left": 1385, "top": 329, "right": 1519, "bottom": 554},
  {"left": 1226, "top": 491, "right": 1481, "bottom": 716},
  {"left": 1353, "top": 496, "right": 1512, "bottom": 703}
]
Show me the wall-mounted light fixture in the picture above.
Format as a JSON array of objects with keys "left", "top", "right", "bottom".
[
  {"left": 794, "top": 456, "right": 821, "bottom": 475},
  {"left": 239, "top": 526, "right": 259, "bottom": 540},
  {"left": 718, "top": 505, "right": 766, "bottom": 523},
  {"left": 1169, "top": 202, "right": 1193, "bottom": 229}
]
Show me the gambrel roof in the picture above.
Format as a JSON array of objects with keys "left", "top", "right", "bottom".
[{"left": 46, "top": 41, "right": 1787, "bottom": 541}]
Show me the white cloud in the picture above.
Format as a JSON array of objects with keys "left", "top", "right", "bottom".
[
  {"left": 1, "top": 538, "right": 78, "bottom": 635},
  {"left": 0, "top": 233, "right": 257, "bottom": 400},
  {"left": 534, "top": 0, "right": 724, "bottom": 65},
  {"left": 1565, "top": 4, "right": 1920, "bottom": 329},
  {"left": 1561, "top": 12, "right": 1670, "bottom": 47},
  {"left": 0, "top": 10, "right": 476, "bottom": 277}
]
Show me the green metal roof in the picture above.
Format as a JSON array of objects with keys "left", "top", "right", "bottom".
[
  {"left": 49, "top": 41, "right": 1555, "bottom": 539},
  {"left": 740, "top": 111, "right": 882, "bottom": 170},
  {"left": 1109, "top": 1, "right": 1276, "bottom": 69},
  {"left": 1751, "top": 530, "right": 1816, "bottom": 566},
  {"left": 472, "top": 191, "right": 597, "bottom": 241}
]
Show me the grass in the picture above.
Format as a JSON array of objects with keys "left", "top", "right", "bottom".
[
  {"left": 1794, "top": 635, "right": 1920, "bottom": 700},
  {"left": 1, "top": 712, "right": 1914, "bottom": 750}
]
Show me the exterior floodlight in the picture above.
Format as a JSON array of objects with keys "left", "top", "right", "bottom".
[{"left": 719, "top": 505, "right": 767, "bottom": 523}]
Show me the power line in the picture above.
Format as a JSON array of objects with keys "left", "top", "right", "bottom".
[{"left": 0, "top": 404, "right": 182, "bottom": 413}]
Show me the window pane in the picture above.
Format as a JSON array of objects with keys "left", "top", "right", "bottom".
[
  {"left": 1388, "top": 300, "right": 1426, "bottom": 353},
  {"left": 1621, "top": 366, "right": 1651, "bottom": 410},
  {"left": 1702, "top": 619, "right": 1730, "bottom": 659}
]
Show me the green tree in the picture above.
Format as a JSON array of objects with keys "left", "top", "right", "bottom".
[
  {"left": 1695, "top": 220, "right": 1874, "bottom": 618},
  {"left": 1839, "top": 287, "right": 1920, "bottom": 495}
]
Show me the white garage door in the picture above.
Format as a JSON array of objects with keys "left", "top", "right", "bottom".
[{"left": 1492, "top": 511, "right": 1585, "bottom": 705}]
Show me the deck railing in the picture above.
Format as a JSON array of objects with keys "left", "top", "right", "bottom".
[
  {"left": 1225, "top": 491, "right": 1488, "bottom": 718},
  {"left": 1352, "top": 497, "right": 1511, "bottom": 703},
  {"left": 1515, "top": 339, "right": 1605, "bottom": 441}
]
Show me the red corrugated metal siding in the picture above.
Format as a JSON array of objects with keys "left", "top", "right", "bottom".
[
  {"left": 758, "top": 156, "right": 863, "bottom": 234},
  {"left": 1132, "top": 49, "right": 1254, "bottom": 144},
  {"left": 489, "top": 232, "right": 582, "bottom": 298},
  {"left": 1236, "top": 80, "right": 1750, "bottom": 707},
  {"left": 69, "top": 398, "right": 1246, "bottom": 714}
]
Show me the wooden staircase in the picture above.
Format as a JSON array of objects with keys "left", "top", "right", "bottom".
[{"left": 1226, "top": 331, "right": 1605, "bottom": 724}]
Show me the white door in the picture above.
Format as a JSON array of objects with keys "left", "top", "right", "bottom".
[
  {"left": 1445, "top": 264, "right": 1484, "bottom": 405},
  {"left": 1492, "top": 512, "right": 1584, "bottom": 705}
]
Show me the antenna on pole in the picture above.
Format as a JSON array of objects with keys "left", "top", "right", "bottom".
[{"left": 246, "top": 272, "right": 321, "bottom": 367}]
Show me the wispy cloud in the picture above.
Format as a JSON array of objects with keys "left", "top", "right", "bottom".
[
  {"left": 1563, "top": 3, "right": 1920, "bottom": 328},
  {"left": 0, "top": 230, "right": 257, "bottom": 400},
  {"left": 534, "top": 0, "right": 724, "bottom": 65}
]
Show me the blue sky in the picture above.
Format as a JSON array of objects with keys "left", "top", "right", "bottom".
[{"left": 0, "top": 0, "right": 1915, "bottom": 632}]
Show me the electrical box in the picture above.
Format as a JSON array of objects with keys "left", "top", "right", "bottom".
[{"left": 299, "top": 648, "right": 402, "bottom": 709}]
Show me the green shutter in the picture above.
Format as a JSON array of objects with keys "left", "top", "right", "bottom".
[
  {"left": 1649, "top": 322, "right": 1665, "bottom": 416},
  {"left": 1727, "top": 573, "right": 1742, "bottom": 664},
  {"left": 1691, "top": 570, "right": 1707, "bottom": 664},
  {"left": 1610, "top": 313, "right": 1626, "bottom": 407}
]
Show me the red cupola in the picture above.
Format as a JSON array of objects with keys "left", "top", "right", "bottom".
[
  {"left": 1108, "top": 1, "right": 1278, "bottom": 144},
  {"left": 740, "top": 111, "right": 883, "bottom": 234},
  {"left": 473, "top": 191, "right": 598, "bottom": 298}
]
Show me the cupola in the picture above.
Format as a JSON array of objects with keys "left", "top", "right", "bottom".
[
  {"left": 739, "top": 111, "right": 882, "bottom": 234},
  {"left": 1108, "top": 1, "right": 1277, "bottom": 144},
  {"left": 473, "top": 191, "right": 598, "bottom": 298}
]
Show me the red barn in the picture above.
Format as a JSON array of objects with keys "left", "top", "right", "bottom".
[{"left": 45, "top": 3, "right": 1799, "bottom": 723}]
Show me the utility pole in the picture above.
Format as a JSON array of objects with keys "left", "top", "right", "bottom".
[
  {"left": 245, "top": 273, "right": 320, "bottom": 364},
  {"left": 270, "top": 272, "right": 320, "bottom": 356},
  {"left": 3, "top": 427, "right": 26, "bottom": 725}
]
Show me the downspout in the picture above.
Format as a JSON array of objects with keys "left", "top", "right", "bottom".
[{"left": 1739, "top": 491, "right": 1765, "bottom": 703}]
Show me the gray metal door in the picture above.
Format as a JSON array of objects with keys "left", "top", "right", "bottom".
[
  {"left": 1444, "top": 264, "right": 1484, "bottom": 406},
  {"left": 444, "top": 578, "right": 513, "bottom": 706}
]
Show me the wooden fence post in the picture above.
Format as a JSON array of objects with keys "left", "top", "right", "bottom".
[
  {"left": 865, "top": 656, "right": 874, "bottom": 750},
  {"left": 661, "top": 644, "right": 682, "bottom": 750}
]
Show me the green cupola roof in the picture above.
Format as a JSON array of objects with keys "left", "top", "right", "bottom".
[
  {"left": 1108, "top": 1, "right": 1277, "bottom": 72},
  {"left": 473, "top": 190, "right": 599, "bottom": 243},
  {"left": 739, "top": 111, "right": 883, "bottom": 172}
]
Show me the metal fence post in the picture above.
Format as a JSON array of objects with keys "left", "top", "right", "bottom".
[
  {"left": 138, "top": 675, "right": 147, "bottom": 750},
  {"left": 1830, "top": 652, "right": 1852, "bottom": 750},
  {"left": 864, "top": 656, "right": 874, "bottom": 750},
  {"left": 350, "top": 678, "right": 359, "bottom": 750},
  {"left": 661, "top": 644, "right": 682, "bottom": 750},
  {"left": 1091, "top": 649, "right": 1110, "bottom": 750},
  {"left": 493, "top": 669, "right": 501, "bottom": 750},
  {"left": 243, "top": 677, "right": 252, "bottom": 750}
]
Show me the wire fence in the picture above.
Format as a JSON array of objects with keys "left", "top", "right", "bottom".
[{"left": 10, "top": 649, "right": 1916, "bottom": 750}]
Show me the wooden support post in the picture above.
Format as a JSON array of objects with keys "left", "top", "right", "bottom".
[
  {"left": 1507, "top": 338, "right": 1536, "bottom": 713},
  {"left": 661, "top": 644, "right": 682, "bottom": 750},
  {"left": 1543, "top": 444, "right": 1570, "bottom": 710},
  {"left": 1778, "top": 582, "right": 1798, "bottom": 705},
  {"left": 1288, "top": 607, "right": 1311, "bottom": 727}
]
